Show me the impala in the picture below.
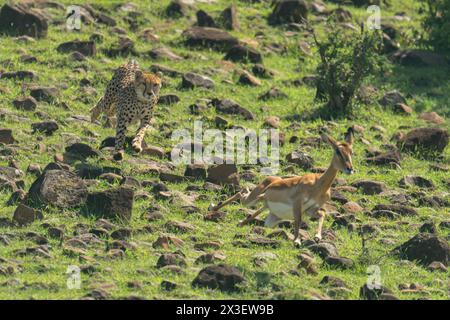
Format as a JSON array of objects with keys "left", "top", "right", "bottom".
[{"left": 209, "top": 128, "right": 355, "bottom": 246}]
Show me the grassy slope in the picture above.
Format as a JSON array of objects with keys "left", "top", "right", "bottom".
[{"left": 0, "top": 0, "right": 448, "bottom": 299}]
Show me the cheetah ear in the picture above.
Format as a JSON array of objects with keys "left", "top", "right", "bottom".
[{"left": 156, "top": 71, "right": 163, "bottom": 80}]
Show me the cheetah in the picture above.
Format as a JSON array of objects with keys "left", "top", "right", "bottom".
[{"left": 90, "top": 60, "right": 162, "bottom": 161}]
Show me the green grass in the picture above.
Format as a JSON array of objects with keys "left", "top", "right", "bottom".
[{"left": 0, "top": 0, "right": 448, "bottom": 300}]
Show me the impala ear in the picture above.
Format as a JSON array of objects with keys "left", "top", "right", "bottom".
[
  {"left": 321, "top": 133, "right": 339, "bottom": 149},
  {"left": 344, "top": 127, "right": 354, "bottom": 146}
]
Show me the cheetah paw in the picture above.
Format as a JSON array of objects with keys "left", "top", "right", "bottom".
[
  {"left": 113, "top": 151, "right": 124, "bottom": 161},
  {"left": 132, "top": 144, "right": 143, "bottom": 154}
]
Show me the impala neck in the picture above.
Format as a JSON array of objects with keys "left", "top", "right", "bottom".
[{"left": 316, "top": 157, "right": 339, "bottom": 193}]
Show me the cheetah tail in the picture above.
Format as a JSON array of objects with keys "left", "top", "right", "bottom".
[{"left": 90, "top": 99, "right": 103, "bottom": 122}]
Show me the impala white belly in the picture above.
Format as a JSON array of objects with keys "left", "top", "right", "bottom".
[
  {"left": 267, "top": 201, "right": 294, "bottom": 220},
  {"left": 267, "top": 199, "right": 319, "bottom": 220}
]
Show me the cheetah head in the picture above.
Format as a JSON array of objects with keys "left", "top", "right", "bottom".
[{"left": 134, "top": 70, "right": 162, "bottom": 103}]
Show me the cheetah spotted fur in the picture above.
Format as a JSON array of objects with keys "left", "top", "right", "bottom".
[{"left": 90, "top": 60, "right": 162, "bottom": 160}]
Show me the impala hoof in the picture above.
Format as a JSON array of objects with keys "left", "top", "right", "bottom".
[
  {"left": 313, "top": 235, "right": 322, "bottom": 243},
  {"left": 208, "top": 203, "right": 216, "bottom": 211},
  {"left": 294, "top": 238, "right": 302, "bottom": 248}
]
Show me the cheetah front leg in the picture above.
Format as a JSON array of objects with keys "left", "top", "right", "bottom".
[
  {"left": 113, "top": 118, "right": 127, "bottom": 161},
  {"left": 131, "top": 115, "right": 151, "bottom": 153}
]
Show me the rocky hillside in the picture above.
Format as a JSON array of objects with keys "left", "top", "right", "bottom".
[{"left": 0, "top": 0, "right": 448, "bottom": 300}]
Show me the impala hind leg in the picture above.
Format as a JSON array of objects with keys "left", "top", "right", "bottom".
[
  {"left": 208, "top": 187, "right": 250, "bottom": 211},
  {"left": 293, "top": 203, "right": 304, "bottom": 247},
  {"left": 264, "top": 213, "right": 281, "bottom": 228},
  {"left": 239, "top": 204, "right": 267, "bottom": 227}
]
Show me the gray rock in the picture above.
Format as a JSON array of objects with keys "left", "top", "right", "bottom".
[
  {"left": 86, "top": 187, "right": 134, "bottom": 221},
  {"left": 28, "top": 170, "right": 88, "bottom": 208}
]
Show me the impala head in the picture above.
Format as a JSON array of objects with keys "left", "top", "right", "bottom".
[
  {"left": 134, "top": 70, "right": 162, "bottom": 103},
  {"left": 322, "top": 127, "right": 355, "bottom": 175}
]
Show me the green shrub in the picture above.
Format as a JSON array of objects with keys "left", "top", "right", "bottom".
[
  {"left": 314, "top": 22, "right": 383, "bottom": 118},
  {"left": 422, "top": 0, "right": 450, "bottom": 53}
]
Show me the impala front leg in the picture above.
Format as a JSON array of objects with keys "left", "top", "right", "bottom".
[
  {"left": 293, "top": 202, "right": 303, "bottom": 247},
  {"left": 314, "top": 208, "right": 326, "bottom": 242}
]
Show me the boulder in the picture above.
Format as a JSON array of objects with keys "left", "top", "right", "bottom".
[
  {"left": 13, "top": 204, "right": 43, "bottom": 226},
  {"left": 393, "top": 233, "right": 449, "bottom": 266},
  {"left": 28, "top": 170, "right": 88, "bottom": 208},
  {"left": 379, "top": 90, "right": 406, "bottom": 107},
  {"left": 156, "top": 253, "right": 186, "bottom": 268},
  {"left": 149, "top": 47, "right": 182, "bottom": 61},
  {"left": 13, "top": 96, "right": 37, "bottom": 111},
  {"left": 57, "top": 40, "right": 96, "bottom": 57},
  {"left": 220, "top": 5, "right": 239, "bottom": 30},
  {"left": 86, "top": 187, "right": 134, "bottom": 221},
  {"left": 183, "top": 26, "right": 239, "bottom": 51},
  {"left": 392, "top": 50, "right": 448, "bottom": 68},
  {"left": 192, "top": 264, "right": 245, "bottom": 292},
  {"left": 29, "top": 86, "right": 58, "bottom": 103},
  {"left": 104, "top": 37, "right": 137, "bottom": 57},
  {"left": 31, "top": 121, "right": 59, "bottom": 135},
  {"left": 166, "top": 0, "right": 192, "bottom": 18},
  {"left": 184, "top": 164, "right": 207, "bottom": 179},
  {"left": 360, "top": 283, "right": 395, "bottom": 300},
  {"left": 286, "top": 151, "right": 314, "bottom": 170},
  {"left": 351, "top": 180, "right": 387, "bottom": 195},
  {"left": 1, "top": 71, "right": 36, "bottom": 80},
  {"left": 0, "top": 4, "right": 47, "bottom": 38},
  {"left": 211, "top": 98, "right": 254, "bottom": 120},
  {"left": 207, "top": 164, "right": 239, "bottom": 186},
  {"left": 237, "top": 70, "right": 261, "bottom": 86},
  {"left": 419, "top": 112, "right": 444, "bottom": 125},
  {"left": 399, "top": 175, "right": 434, "bottom": 189},
  {"left": 366, "top": 150, "right": 401, "bottom": 166},
  {"left": 398, "top": 127, "right": 448, "bottom": 155},
  {"left": 372, "top": 204, "right": 417, "bottom": 216},
  {"left": 0, "top": 129, "right": 15, "bottom": 144},
  {"left": 196, "top": 10, "right": 216, "bottom": 27},
  {"left": 269, "top": 0, "right": 308, "bottom": 25},
  {"left": 324, "top": 256, "right": 354, "bottom": 269},
  {"left": 181, "top": 73, "right": 215, "bottom": 90},
  {"left": 65, "top": 143, "right": 101, "bottom": 160},
  {"left": 393, "top": 103, "right": 412, "bottom": 115},
  {"left": 308, "top": 242, "right": 339, "bottom": 259},
  {"left": 259, "top": 87, "right": 288, "bottom": 100},
  {"left": 224, "top": 45, "right": 262, "bottom": 63}
]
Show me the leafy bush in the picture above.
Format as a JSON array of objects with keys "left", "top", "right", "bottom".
[
  {"left": 422, "top": 0, "right": 450, "bottom": 53},
  {"left": 314, "top": 23, "right": 383, "bottom": 118}
]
